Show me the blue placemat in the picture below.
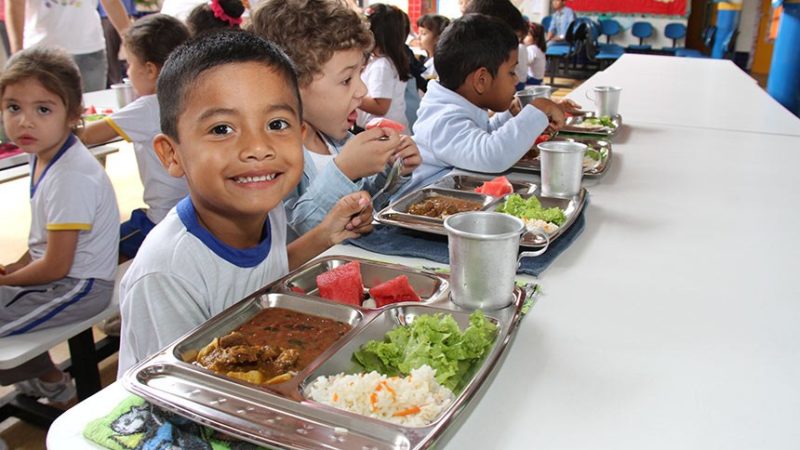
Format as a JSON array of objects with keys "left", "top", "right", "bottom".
[{"left": 346, "top": 209, "right": 586, "bottom": 277}]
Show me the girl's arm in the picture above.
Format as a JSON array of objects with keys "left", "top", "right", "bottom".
[
  {"left": 98, "top": 0, "right": 132, "bottom": 37},
  {"left": 76, "top": 119, "right": 121, "bottom": 146},
  {"left": 359, "top": 96, "right": 392, "bottom": 116},
  {"left": 6, "top": 0, "right": 25, "bottom": 53},
  {"left": 0, "top": 230, "right": 78, "bottom": 286}
]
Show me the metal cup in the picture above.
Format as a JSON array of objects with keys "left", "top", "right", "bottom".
[
  {"left": 538, "top": 141, "right": 587, "bottom": 198},
  {"left": 444, "top": 212, "right": 549, "bottom": 310},
  {"left": 515, "top": 85, "right": 553, "bottom": 105},
  {"left": 586, "top": 85, "right": 622, "bottom": 117},
  {"left": 111, "top": 83, "right": 136, "bottom": 108}
]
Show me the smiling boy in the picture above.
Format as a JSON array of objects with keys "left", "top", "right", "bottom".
[{"left": 117, "top": 31, "right": 373, "bottom": 374}]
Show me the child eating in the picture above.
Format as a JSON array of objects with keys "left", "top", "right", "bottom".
[{"left": 117, "top": 31, "right": 374, "bottom": 374}]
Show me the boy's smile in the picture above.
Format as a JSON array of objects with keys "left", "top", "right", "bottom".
[
  {"left": 300, "top": 48, "right": 367, "bottom": 143},
  {"left": 155, "top": 62, "right": 305, "bottom": 247}
]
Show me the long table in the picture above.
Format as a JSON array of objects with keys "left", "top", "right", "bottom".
[{"left": 46, "top": 56, "right": 800, "bottom": 449}]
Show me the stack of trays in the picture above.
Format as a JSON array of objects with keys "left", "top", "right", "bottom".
[{"left": 123, "top": 256, "right": 526, "bottom": 450}]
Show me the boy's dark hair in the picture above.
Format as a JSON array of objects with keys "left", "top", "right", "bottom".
[
  {"left": 124, "top": 14, "right": 191, "bottom": 67},
  {"left": 435, "top": 14, "right": 518, "bottom": 91},
  {"left": 186, "top": 0, "right": 244, "bottom": 36},
  {"left": 464, "top": 0, "right": 527, "bottom": 34},
  {"left": 157, "top": 30, "right": 302, "bottom": 140},
  {"left": 416, "top": 14, "right": 451, "bottom": 37},
  {"left": 0, "top": 46, "right": 83, "bottom": 120},
  {"left": 365, "top": 3, "right": 410, "bottom": 82}
]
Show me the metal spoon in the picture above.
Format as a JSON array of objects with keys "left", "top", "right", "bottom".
[{"left": 371, "top": 157, "right": 404, "bottom": 211}]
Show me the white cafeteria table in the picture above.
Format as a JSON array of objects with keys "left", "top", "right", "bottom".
[{"left": 46, "top": 58, "right": 800, "bottom": 450}]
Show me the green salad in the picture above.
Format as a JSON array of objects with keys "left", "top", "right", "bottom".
[
  {"left": 583, "top": 116, "right": 615, "bottom": 128},
  {"left": 496, "top": 194, "right": 566, "bottom": 226},
  {"left": 353, "top": 311, "right": 497, "bottom": 392}
]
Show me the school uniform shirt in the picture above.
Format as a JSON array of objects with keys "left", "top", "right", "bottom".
[
  {"left": 22, "top": 0, "right": 105, "bottom": 54},
  {"left": 28, "top": 135, "right": 120, "bottom": 281},
  {"left": 516, "top": 43, "right": 529, "bottom": 84},
  {"left": 357, "top": 55, "right": 408, "bottom": 130},
  {"left": 422, "top": 58, "right": 437, "bottom": 80},
  {"left": 548, "top": 6, "right": 576, "bottom": 39},
  {"left": 105, "top": 95, "right": 189, "bottom": 224},
  {"left": 526, "top": 45, "right": 547, "bottom": 80},
  {"left": 393, "top": 80, "right": 548, "bottom": 198},
  {"left": 117, "top": 198, "right": 289, "bottom": 375}
]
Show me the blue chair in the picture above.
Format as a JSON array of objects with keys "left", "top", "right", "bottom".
[
  {"left": 662, "top": 23, "right": 687, "bottom": 54},
  {"left": 596, "top": 43, "right": 625, "bottom": 68},
  {"left": 627, "top": 21, "right": 654, "bottom": 52},
  {"left": 675, "top": 25, "right": 715, "bottom": 58},
  {"left": 599, "top": 19, "right": 622, "bottom": 44},
  {"left": 542, "top": 15, "right": 552, "bottom": 33}
]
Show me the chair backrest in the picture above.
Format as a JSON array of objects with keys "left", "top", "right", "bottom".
[
  {"left": 664, "top": 22, "right": 686, "bottom": 47},
  {"left": 631, "top": 21, "right": 654, "bottom": 45},
  {"left": 600, "top": 19, "right": 622, "bottom": 44},
  {"left": 703, "top": 25, "right": 717, "bottom": 48},
  {"left": 542, "top": 15, "right": 552, "bottom": 32}
]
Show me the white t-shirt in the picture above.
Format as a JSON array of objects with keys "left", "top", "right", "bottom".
[
  {"left": 422, "top": 58, "right": 437, "bottom": 80},
  {"left": 515, "top": 43, "right": 528, "bottom": 84},
  {"left": 159, "top": 0, "right": 206, "bottom": 21},
  {"left": 117, "top": 198, "right": 290, "bottom": 374},
  {"left": 23, "top": 0, "right": 105, "bottom": 54},
  {"left": 526, "top": 45, "right": 547, "bottom": 80},
  {"left": 306, "top": 149, "right": 336, "bottom": 174},
  {"left": 106, "top": 95, "right": 189, "bottom": 224},
  {"left": 357, "top": 55, "right": 408, "bottom": 130},
  {"left": 28, "top": 135, "right": 120, "bottom": 281}
]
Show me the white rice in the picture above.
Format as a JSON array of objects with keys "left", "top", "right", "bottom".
[{"left": 304, "top": 365, "right": 454, "bottom": 427}]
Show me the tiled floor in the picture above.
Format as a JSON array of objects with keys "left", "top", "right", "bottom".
[{"left": 0, "top": 77, "right": 582, "bottom": 449}]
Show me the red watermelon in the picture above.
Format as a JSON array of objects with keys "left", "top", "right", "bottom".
[
  {"left": 368, "top": 275, "right": 421, "bottom": 307},
  {"left": 365, "top": 117, "right": 406, "bottom": 133},
  {"left": 316, "top": 261, "right": 364, "bottom": 306},
  {"left": 474, "top": 176, "right": 513, "bottom": 197}
]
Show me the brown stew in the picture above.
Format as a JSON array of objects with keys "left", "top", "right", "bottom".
[
  {"left": 195, "top": 307, "right": 351, "bottom": 384},
  {"left": 407, "top": 196, "right": 482, "bottom": 218}
]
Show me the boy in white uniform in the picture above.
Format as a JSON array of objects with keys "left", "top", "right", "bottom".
[
  {"left": 80, "top": 14, "right": 191, "bottom": 260},
  {"left": 0, "top": 47, "right": 119, "bottom": 402},
  {"left": 117, "top": 31, "right": 375, "bottom": 375}
]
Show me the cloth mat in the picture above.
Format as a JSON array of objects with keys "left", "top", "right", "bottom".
[
  {"left": 346, "top": 209, "right": 586, "bottom": 277},
  {"left": 84, "top": 395, "right": 269, "bottom": 450}
]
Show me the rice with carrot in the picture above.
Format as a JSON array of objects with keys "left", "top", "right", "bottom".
[{"left": 304, "top": 365, "right": 453, "bottom": 427}]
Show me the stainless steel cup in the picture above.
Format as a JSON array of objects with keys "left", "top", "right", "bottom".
[
  {"left": 538, "top": 141, "right": 587, "bottom": 198},
  {"left": 586, "top": 85, "right": 622, "bottom": 117},
  {"left": 444, "top": 212, "right": 549, "bottom": 310},
  {"left": 515, "top": 85, "right": 552, "bottom": 105},
  {"left": 111, "top": 83, "right": 135, "bottom": 108}
]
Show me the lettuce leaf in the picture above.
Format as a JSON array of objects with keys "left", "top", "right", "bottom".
[{"left": 352, "top": 311, "right": 497, "bottom": 391}]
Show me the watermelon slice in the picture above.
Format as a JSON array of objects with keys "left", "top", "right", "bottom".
[
  {"left": 316, "top": 261, "right": 364, "bottom": 306},
  {"left": 474, "top": 176, "right": 513, "bottom": 197},
  {"left": 368, "top": 275, "right": 421, "bottom": 308},
  {"left": 365, "top": 117, "right": 406, "bottom": 133}
]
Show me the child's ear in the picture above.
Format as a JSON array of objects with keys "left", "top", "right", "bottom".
[
  {"left": 471, "top": 67, "right": 492, "bottom": 96},
  {"left": 153, "top": 133, "right": 185, "bottom": 178},
  {"left": 145, "top": 62, "right": 160, "bottom": 81}
]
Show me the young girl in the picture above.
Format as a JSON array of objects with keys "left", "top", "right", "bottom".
[
  {"left": 79, "top": 14, "right": 191, "bottom": 261},
  {"left": 416, "top": 14, "right": 451, "bottom": 81},
  {"left": 250, "top": 0, "right": 421, "bottom": 236},
  {"left": 524, "top": 22, "right": 547, "bottom": 85},
  {"left": 357, "top": 3, "right": 410, "bottom": 131},
  {"left": 186, "top": 0, "right": 245, "bottom": 36},
  {"left": 0, "top": 47, "right": 120, "bottom": 402}
]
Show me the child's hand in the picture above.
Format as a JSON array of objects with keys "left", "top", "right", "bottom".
[
  {"left": 394, "top": 136, "right": 422, "bottom": 176},
  {"left": 509, "top": 97, "right": 523, "bottom": 116},
  {"left": 321, "top": 191, "right": 374, "bottom": 246},
  {"left": 0, "top": 264, "right": 5, "bottom": 276},
  {"left": 557, "top": 98, "right": 583, "bottom": 114},
  {"left": 531, "top": 98, "right": 566, "bottom": 129},
  {"left": 335, "top": 128, "right": 401, "bottom": 180}
]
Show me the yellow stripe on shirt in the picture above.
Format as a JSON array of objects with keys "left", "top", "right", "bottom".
[
  {"left": 104, "top": 117, "right": 133, "bottom": 142},
  {"left": 47, "top": 223, "right": 92, "bottom": 231}
]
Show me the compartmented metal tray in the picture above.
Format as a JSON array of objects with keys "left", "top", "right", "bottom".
[
  {"left": 561, "top": 112, "right": 622, "bottom": 136},
  {"left": 513, "top": 135, "right": 612, "bottom": 177},
  {"left": 123, "top": 255, "right": 526, "bottom": 450},
  {"left": 375, "top": 177, "right": 586, "bottom": 248}
]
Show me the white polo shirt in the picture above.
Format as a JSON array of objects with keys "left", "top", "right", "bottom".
[
  {"left": 28, "top": 135, "right": 120, "bottom": 281},
  {"left": 357, "top": 55, "right": 409, "bottom": 131},
  {"left": 22, "top": 0, "right": 105, "bottom": 54}
]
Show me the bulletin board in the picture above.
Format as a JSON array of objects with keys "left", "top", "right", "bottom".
[{"left": 567, "top": 0, "right": 690, "bottom": 16}]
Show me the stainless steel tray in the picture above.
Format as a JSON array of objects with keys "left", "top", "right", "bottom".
[
  {"left": 123, "top": 255, "right": 526, "bottom": 450},
  {"left": 561, "top": 112, "right": 622, "bottom": 137},
  {"left": 375, "top": 181, "right": 587, "bottom": 248},
  {"left": 273, "top": 256, "right": 450, "bottom": 308},
  {"left": 513, "top": 135, "right": 612, "bottom": 177}
]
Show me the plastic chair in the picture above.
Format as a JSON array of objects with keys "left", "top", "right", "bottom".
[
  {"left": 627, "top": 21, "right": 654, "bottom": 52},
  {"left": 599, "top": 19, "right": 622, "bottom": 44},
  {"left": 542, "top": 15, "right": 552, "bottom": 33},
  {"left": 662, "top": 23, "right": 686, "bottom": 54},
  {"left": 675, "top": 25, "right": 715, "bottom": 58}
]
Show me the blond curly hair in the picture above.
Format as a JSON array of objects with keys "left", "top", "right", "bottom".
[{"left": 249, "top": 0, "right": 374, "bottom": 87}]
